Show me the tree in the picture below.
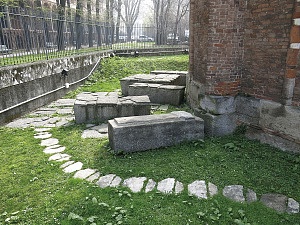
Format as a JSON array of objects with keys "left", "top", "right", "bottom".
[
  {"left": 152, "top": 0, "right": 171, "bottom": 45},
  {"left": 75, "top": 0, "right": 83, "bottom": 49},
  {"left": 115, "top": 0, "right": 122, "bottom": 42},
  {"left": 87, "top": 0, "right": 93, "bottom": 47},
  {"left": 121, "top": 0, "right": 141, "bottom": 42},
  {"left": 56, "top": 0, "right": 66, "bottom": 51},
  {"left": 95, "top": 0, "right": 102, "bottom": 46},
  {"left": 171, "top": 0, "right": 189, "bottom": 44}
]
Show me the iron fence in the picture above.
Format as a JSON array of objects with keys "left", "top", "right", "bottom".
[{"left": 0, "top": 6, "right": 189, "bottom": 67}]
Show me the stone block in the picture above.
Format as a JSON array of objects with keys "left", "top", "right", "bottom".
[
  {"left": 108, "top": 111, "right": 204, "bottom": 153},
  {"left": 194, "top": 109, "right": 237, "bottom": 136},
  {"left": 200, "top": 95, "right": 236, "bottom": 115},
  {"left": 236, "top": 95, "right": 261, "bottom": 125},
  {"left": 74, "top": 92, "right": 151, "bottom": 124},
  {"left": 120, "top": 73, "right": 181, "bottom": 96},
  {"left": 128, "top": 83, "right": 185, "bottom": 106},
  {"left": 150, "top": 70, "right": 188, "bottom": 86},
  {"left": 260, "top": 194, "right": 287, "bottom": 213}
]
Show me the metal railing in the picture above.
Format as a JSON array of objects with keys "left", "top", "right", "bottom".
[{"left": 0, "top": 6, "right": 189, "bottom": 66}]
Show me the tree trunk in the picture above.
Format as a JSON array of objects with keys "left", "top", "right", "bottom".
[
  {"left": 116, "top": 0, "right": 122, "bottom": 43},
  {"left": 56, "top": 0, "right": 66, "bottom": 51},
  {"left": 75, "top": 0, "right": 83, "bottom": 49},
  {"left": 95, "top": 0, "right": 102, "bottom": 46},
  {"left": 87, "top": 0, "right": 93, "bottom": 47}
]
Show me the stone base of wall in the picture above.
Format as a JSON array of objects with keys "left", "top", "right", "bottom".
[{"left": 186, "top": 78, "right": 300, "bottom": 154}]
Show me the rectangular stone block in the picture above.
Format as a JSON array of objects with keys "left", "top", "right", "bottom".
[
  {"left": 108, "top": 111, "right": 204, "bottom": 153},
  {"left": 120, "top": 74, "right": 181, "bottom": 96},
  {"left": 235, "top": 95, "right": 260, "bottom": 126},
  {"left": 74, "top": 92, "right": 151, "bottom": 123},
  {"left": 194, "top": 109, "right": 237, "bottom": 136},
  {"left": 150, "top": 70, "right": 188, "bottom": 86},
  {"left": 199, "top": 95, "right": 236, "bottom": 115},
  {"left": 128, "top": 83, "right": 185, "bottom": 106}
]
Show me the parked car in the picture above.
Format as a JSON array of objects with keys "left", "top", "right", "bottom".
[
  {"left": 136, "top": 35, "right": 154, "bottom": 42},
  {"left": 0, "top": 45, "right": 12, "bottom": 54},
  {"left": 45, "top": 42, "right": 57, "bottom": 48},
  {"left": 167, "top": 34, "right": 180, "bottom": 45}
]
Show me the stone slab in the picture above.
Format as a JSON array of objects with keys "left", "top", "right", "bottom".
[
  {"left": 60, "top": 161, "right": 75, "bottom": 168},
  {"left": 128, "top": 83, "right": 185, "bottom": 106},
  {"left": 150, "top": 70, "right": 188, "bottom": 86},
  {"left": 188, "top": 180, "right": 207, "bottom": 199},
  {"left": 123, "top": 177, "right": 147, "bottom": 193},
  {"left": 175, "top": 181, "right": 184, "bottom": 194},
  {"left": 246, "top": 189, "right": 257, "bottom": 203},
  {"left": 74, "top": 92, "right": 151, "bottom": 124},
  {"left": 41, "top": 138, "right": 59, "bottom": 147},
  {"left": 110, "top": 176, "right": 122, "bottom": 187},
  {"left": 260, "top": 193, "right": 287, "bottom": 213},
  {"left": 86, "top": 172, "right": 100, "bottom": 182},
  {"left": 199, "top": 95, "right": 236, "bottom": 115},
  {"left": 208, "top": 182, "right": 218, "bottom": 197},
  {"left": 108, "top": 111, "right": 204, "bottom": 153},
  {"left": 195, "top": 109, "right": 237, "bottom": 137},
  {"left": 34, "top": 132, "right": 52, "bottom": 139},
  {"left": 74, "top": 169, "right": 96, "bottom": 179},
  {"left": 49, "top": 153, "right": 71, "bottom": 162},
  {"left": 120, "top": 74, "right": 181, "bottom": 96},
  {"left": 96, "top": 174, "right": 116, "bottom": 188},
  {"left": 63, "top": 162, "right": 83, "bottom": 173},
  {"left": 157, "top": 178, "right": 175, "bottom": 194},
  {"left": 81, "top": 130, "right": 108, "bottom": 139},
  {"left": 145, "top": 179, "right": 156, "bottom": 193},
  {"left": 223, "top": 185, "right": 245, "bottom": 202},
  {"left": 287, "top": 198, "right": 299, "bottom": 214},
  {"left": 43, "top": 146, "right": 66, "bottom": 154}
]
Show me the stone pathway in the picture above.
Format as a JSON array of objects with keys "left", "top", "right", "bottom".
[{"left": 5, "top": 99, "right": 299, "bottom": 215}]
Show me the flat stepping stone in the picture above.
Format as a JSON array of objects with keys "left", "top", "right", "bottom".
[
  {"left": 35, "top": 128, "right": 51, "bottom": 132},
  {"left": 175, "top": 181, "right": 184, "bottom": 194},
  {"left": 188, "top": 180, "right": 207, "bottom": 199},
  {"left": 82, "top": 130, "right": 108, "bottom": 139},
  {"left": 86, "top": 172, "right": 100, "bottom": 182},
  {"left": 90, "top": 124, "right": 108, "bottom": 133},
  {"left": 57, "top": 108, "right": 73, "bottom": 115},
  {"left": 48, "top": 153, "right": 71, "bottom": 162},
  {"left": 110, "top": 176, "right": 122, "bottom": 187},
  {"left": 145, "top": 179, "right": 156, "bottom": 193},
  {"left": 74, "top": 168, "right": 96, "bottom": 179},
  {"left": 34, "top": 132, "right": 52, "bottom": 139},
  {"left": 208, "top": 182, "right": 218, "bottom": 197},
  {"left": 223, "top": 185, "right": 245, "bottom": 202},
  {"left": 260, "top": 193, "right": 287, "bottom": 213},
  {"left": 287, "top": 198, "right": 299, "bottom": 214},
  {"left": 96, "top": 174, "right": 116, "bottom": 188},
  {"left": 41, "top": 138, "right": 59, "bottom": 146},
  {"left": 157, "top": 178, "right": 175, "bottom": 194},
  {"left": 60, "top": 161, "right": 75, "bottom": 168},
  {"left": 158, "top": 105, "right": 169, "bottom": 111},
  {"left": 246, "top": 189, "right": 257, "bottom": 203},
  {"left": 43, "top": 146, "right": 66, "bottom": 154},
  {"left": 50, "top": 99, "right": 75, "bottom": 107},
  {"left": 63, "top": 162, "right": 83, "bottom": 173},
  {"left": 123, "top": 177, "right": 147, "bottom": 193}
]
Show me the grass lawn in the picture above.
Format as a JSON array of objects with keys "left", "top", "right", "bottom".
[{"left": 0, "top": 55, "right": 299, "bottom": 224}]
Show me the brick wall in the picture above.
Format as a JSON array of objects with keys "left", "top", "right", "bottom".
[
  {"left": 242, "top": 0, "right": 294, "bottom": 102},
  {"left": 190, "top": 0, "right": 300, "bottom": 105}
]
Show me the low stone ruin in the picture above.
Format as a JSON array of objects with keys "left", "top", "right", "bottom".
[{"left": 108, "top": 111, "right": 204, "bottom": 153}]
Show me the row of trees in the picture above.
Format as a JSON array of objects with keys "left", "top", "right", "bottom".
[{"left": 0, "top": 0, "right": 189, "bottom": 51}]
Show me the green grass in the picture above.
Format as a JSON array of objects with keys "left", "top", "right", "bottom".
[
  {"left": 0, "top": 55, "right": 300, "bottom": 224},
  {"left": 64, "top": 55, "right": 189, "bottom": 98}
]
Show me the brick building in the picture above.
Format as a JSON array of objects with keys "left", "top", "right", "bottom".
[{"left": 188, "top": 0, "right": 300, "bottom": 153}]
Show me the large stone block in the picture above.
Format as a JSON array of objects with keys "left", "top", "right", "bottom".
[
  {"left": 236, "top": 95, "right": 261, "bottom": 126},
  {"left": 128, "top": 83, "right": 185, "bottom": 106},
  {"left": 120, "top": 74, "right": 181, "bottom": 96},
  {"left": 150, "top": 70, "right": 188, "bottom": 86},
  {"left": 199, "top": 95, "right": 236, "bottom": 115},
  {"left": 194, "top": 109, "right": 237, "bottom": 136},
  {"left": 74, "top": 92, "right": 151, "bottom": 123},
  {"left": 108, "top": 111, "right": 204, "bottom": 153}
]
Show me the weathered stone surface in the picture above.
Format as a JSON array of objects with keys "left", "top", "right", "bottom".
[
  {"left": 60, "top": 161, "right": 75, "bottom": 168},
  {"left": 63, "top": 162, "right": 83, "bottom": 173},
  {"left": 223, "top": 185, "right": 245, "bottom": 202},
  {"left": 145, "top": 179, "right": 156, "bottom": 193},
  {"left": 43, "top": 146, "right": 66, "bottom": 154},
  {"left": 120, "top": 73, "right": 181, "bottom": 96},
  {"left": 246, "top": 189, "right": 257, "bottom": 203},
  {"left": 236, "top": 96, "right": 260, "bottom": 126},
  {"left": 287, "top": 198, "right": 299, "bottom": 214},
  {"left": 41, "top": 138, "right": 59, "bottom": 147},
  {"left": 260, "top": 194, "right": 287, "bottom": 213},
  {"left": 86, "top": 172, "right": 100, "bottom": 182},
  {"left": 175, "top": 181, "right": 184, "bottom": 194},
  {"left": 35, "top": 128, "right": 51, "bottom": 132},
  {"left": 82, "top": 130, "right": 107, "bottom": 139},
  {"left": 96, "top": 174, "right": 116, "bottom": 188},
  {"left": 188, "top": 180, "right": 207, "bottom": 199},
  {"left": 34, "top": 132, "right": 52, "bottom": 139},
  {"left": 195, "top": 109, "right": 237, "bottom": 137},
  {"left": 74, "top": 169, "right": 96, "bottom": 179},
  {"left": 150, "top": 70, "right": 188, "bottom": 86},
  {"left": 123, "top": 177, "right": 147, "bottom": 193},
  {"left": 57, "top": 108, "right": 73, "bottom": 115},
  {"left": 48, "top": 153, "right": 71, "bottom": 162},
  {"left": 200, "top": 95, "right": 236, "bottom": 115},
  {"left": 128, "top": 83, "right": 185, "bottom": 106},
  {"left": 74, "top": 92, "right": 151, "bottom": 124},
  {"left": 90, "top": 124, "right": 108, "bottom": 133},
  {"left": 208, "top": 182, "right": 218, "bottom": 197},
  {"left": 108, "top": 111, "right": 204, "bottom": 153},
  {"left": 157, "top": 178, "right": 175, "bottom": 194},
  {"left": 110, "top": 176, "right": 122, "bottom": 187}
]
